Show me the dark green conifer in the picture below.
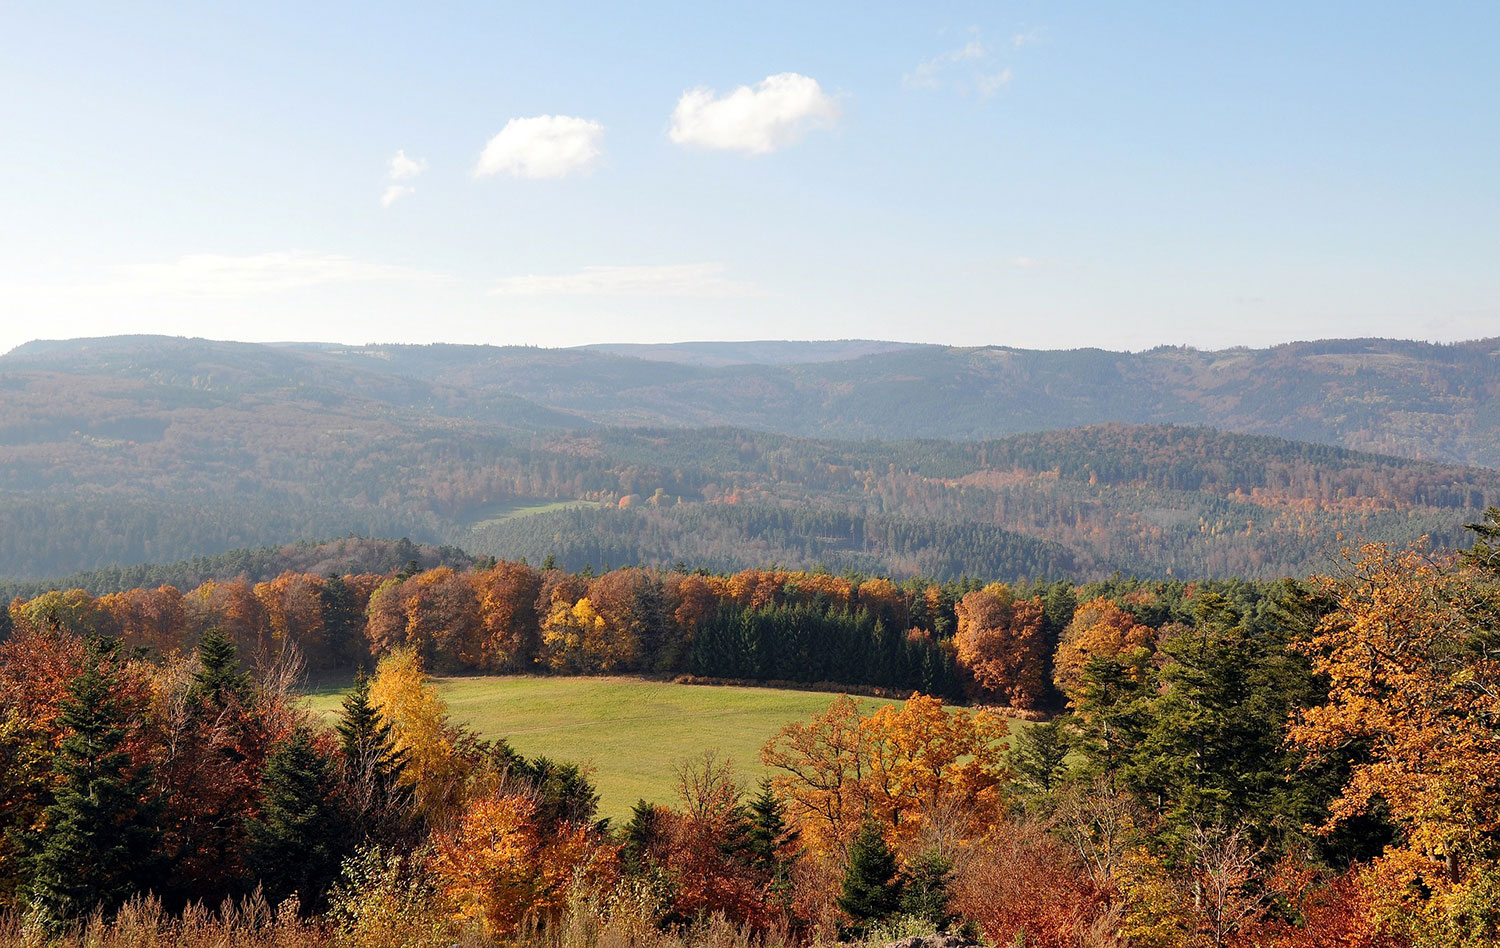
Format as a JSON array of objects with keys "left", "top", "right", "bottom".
[
  {"left": 1008, "top": 719, "right": 1072, "bottom": 797},
  {"left": 245, "top": 727, "right": 349, "bottom": 910},
  {"left": 29, "top": 642, "right": 163, "bottom": 923},
  {"left": 190, "top": 627, "right": 249, "bottom": 707},
  {"left": 319, "top": 574, "right": 363, "bottom": 666},
  {"left": 745, "top": 779, "right": 797, "bottom": 875},
  {"left": 621, "top": 798, "right": 667, "bottom": 873},
  {"left": 898, "top": 849, "right": 955, "bottom": 930},
  {"left": 336, "top": 673, "right": 410, "bottom": 844},
  {"left": 837, "top": 822, "right": 903, "bottom": 929}
]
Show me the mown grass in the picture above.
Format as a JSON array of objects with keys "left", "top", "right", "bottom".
[{"left": 305, "top": 676, "right": 1019, "bottom": 824}]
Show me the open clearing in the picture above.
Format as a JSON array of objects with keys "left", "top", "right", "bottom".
[{"left": 305, "top": 676, "right": 1018, "bottom": 824}]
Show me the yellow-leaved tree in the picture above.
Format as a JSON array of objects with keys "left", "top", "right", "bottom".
[
  {"left": 1291, "top": 537, "right": 1500, "bottom": 946},
  {"left": 369, "top": 646, "right": 471, "bottom": 824},
  {"left": 430, "top": 793, "right": 613, "bottom": 936}
]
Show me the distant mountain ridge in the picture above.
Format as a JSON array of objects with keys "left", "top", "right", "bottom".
[
  {"left": 1, "top": 333, "right": 1497, "bottom": 581},
  {"left": 578, "top": 339, "right": 931, "bottom": 367},
  {"left": 11, "top": 333, "right": 1494, "bottom": 466}
]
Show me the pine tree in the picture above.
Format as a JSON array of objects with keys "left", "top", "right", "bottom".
[
  {"left": 837, "top": 822, "right": 903, "bottom": 929},
  {"left": 336, "top": 672, "right": 410, "bottom": 845},
  {"left": 29, "top": 642, "right": 163, "bottom": 922},
  {"left": 1008, "top": 719, "right": 1072, "bottom": 797},
  {"left": 245, "top": 727, "right": 349, "bottom": 911}
]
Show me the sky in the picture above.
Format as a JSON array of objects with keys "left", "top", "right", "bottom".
[{"left": 2, "top": 2, "right": 1497, "bottom": 355}]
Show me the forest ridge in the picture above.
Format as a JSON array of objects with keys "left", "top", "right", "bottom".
[{"left": 1, "top": 335, "right": 1498, "bottom": 581}]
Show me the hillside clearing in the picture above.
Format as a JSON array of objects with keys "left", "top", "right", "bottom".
[{"left": 305, "top": 676, "right": 1019, "bottom": 824}]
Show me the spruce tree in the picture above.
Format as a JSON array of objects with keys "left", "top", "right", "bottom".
[
  {"left": 29, "top": 642, "right": 163, "bottom": 922},
  {"left": 320, "top": 574, "right": 362, "bottom": 666},
  {"left": 336, "top": 673, "right": 410, "bottom": 845},
  {"left": 837, "top": 822, "right": 903, "bottom": 930},
  {"left": 621, "top": 799, "right": 666, "bottom": 873},
  {"left": 746, "top": 779, "right": 797, "bottom": 875},
  {"left": 898, "top": 849, "right": 955, "bottom": 930},
  {"left": 245, "top": 727, "right": 349, "bottom": 911},
  {"left": 190, "top": 627, "right": 250, "bottom": 706}
]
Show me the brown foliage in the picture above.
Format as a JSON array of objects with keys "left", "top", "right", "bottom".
[{"left": 953, "top": 583, "right": 1048, "bottom": 709}]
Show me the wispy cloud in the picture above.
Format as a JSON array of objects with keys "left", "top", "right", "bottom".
[
  {"left": 491, "top": 263, "right": 753, "bottom": 298},
  {"left": 474, "top": 115, "right": 604, "bottom": 179},
  {"left": 381, "top": 149, "right": 427, "bottom": 207},
  {"left": 905, "top": 32, "right": 1017, "bottom": 99},
  {"left": 1012, "top": 28, "right": 1044, "bottom": 49},
  {"left": 669, "top": 73, "right": 840, "bottom": 154},
  {"left": 904, "top": 40, "right": 987, "bottom": 90},
  {"left": 106, "top": 252, "right": 450, "bottom": 296}
]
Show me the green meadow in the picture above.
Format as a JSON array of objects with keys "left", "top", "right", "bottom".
[{"left": 305, "top": 676, "right": 1017, "bottom": 824}]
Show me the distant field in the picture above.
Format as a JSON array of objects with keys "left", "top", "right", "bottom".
[
  {"left": 465, "top": 499, "right": 594, "bottom": 531},
  {"left": 305, "top": 676, "right": 1016, "bottom": 824}
]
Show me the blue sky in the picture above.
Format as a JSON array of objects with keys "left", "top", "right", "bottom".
[{"left": 2, "top": 2, "right": 1496, "bottom": 354}]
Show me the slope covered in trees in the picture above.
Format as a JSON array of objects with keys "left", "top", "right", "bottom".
[
  {"left": 2, "top": 334, "right": 1498, "bottom": 580},
  {"left": 8, "top": 518, "right": 1500, "bottom": 945}
]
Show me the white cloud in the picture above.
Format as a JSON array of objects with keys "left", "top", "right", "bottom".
[
  {"left": 388, "top": 149, "right": 427, "bottom": 181},
  {"left": 976, "top": 69, "right": 1013, "bottom": 96},
  {"left": 106, "top": 252, "right": 450, "bottom": 296},
  {"left": 474, "top": 115, "right": 604, "bottom": 179},
  {"left": 669, "top": 73, "right": 839, "bottom": 154},
  {"left": 380, "top": 184, "right": 415, "bottom": 207},
  {"left": 380, "top": 149, "right": 427, "bottom": 206},
  {"left": 1013, "top": 29, "right": 1044, "bottom": 48},
  {"left": 491, "top": 263, "right": 752, "bottom": 298}
]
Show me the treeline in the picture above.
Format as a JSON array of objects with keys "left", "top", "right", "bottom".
[{"left": 7, "top": 552, "right": 1303, "bottom": 713}]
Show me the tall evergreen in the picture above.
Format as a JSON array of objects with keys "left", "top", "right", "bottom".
[
  {"left": 29, "top": 642, "right": 163, "bottom": 922},
  {"left": 745, "top": 779, "right": 797, "bottom": 876},
  {"left": 336, "top": 673, "right": 410, "bottom": 845},
  {"left": 320, "top": 574, "right": 363, "bottom": 666},
  {"left": 837, "top": 822, "right": 903, "bottom": 930},
  {"left": 245, "top": 727, "right": 349, "bottom": 911},
  {"left": 190, "top": 627, "right": 250, "bottom": 706}
]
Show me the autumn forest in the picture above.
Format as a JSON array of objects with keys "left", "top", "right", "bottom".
[{"left": 3, "top": 337, "right": 1500, "bottom": 946}]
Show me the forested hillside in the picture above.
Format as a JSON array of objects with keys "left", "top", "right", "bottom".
[{"left": 2, "top": 335, "right": 1498, "bottom": 580}]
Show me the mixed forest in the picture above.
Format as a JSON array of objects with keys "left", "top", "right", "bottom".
[
  {"left": 3, "top": 336, "right": 1499, "bottom": 581},
  {"left": 4, "top": 513, "right": 1500, "bottom": 945}
]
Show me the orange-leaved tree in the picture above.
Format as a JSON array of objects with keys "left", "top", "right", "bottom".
[
  {"left": 953, "top": 583, "right": 1049, "bottom": 709},
  {"left": 430, "top": 792, "right": 614, "bottom": 936},
  {"left": 1290, "top": 538, "right": 1500, "bottom": 944}
]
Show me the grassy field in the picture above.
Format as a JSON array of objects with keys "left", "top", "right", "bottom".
[
  {"left": 465, "top": 499, "right": 593, "bottom": 531},
  {"left": 305, "top": 676, "right": 1018, "bottom": 824}
]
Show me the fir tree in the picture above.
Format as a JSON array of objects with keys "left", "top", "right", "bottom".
[
  {"left": 745, "top": 779, "right": 797, "bottom": 875},
  {"left": 1008, "top": 719, "right": 1072, "bottom": 797},
  {"left": 837, "top": 822, "right": 903, "bottom": 929},
  {"left": 29, "top": 642, "right": 163, "bottom": 923},
  {"left": 245, "top": 727, "right": 349, "bottom": 911},
  {"left": 190, "top": 627, "right": 250, "bottom": 707},
  {"left": 621, "top": 799, "right": 667, "bottom": 873},
  {"left": 319, "top": 574, "right": 363, "bottom": 666},
  {"left": 336, "top": 672, "right": 410, "bottom": 845},
  {"left": 898, "top": 849, "right": 955, "bottom": 931}
]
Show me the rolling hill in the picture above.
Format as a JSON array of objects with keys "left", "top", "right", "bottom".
[{"left": 2, "top": 334, "right": 1497, "bottom": 582}]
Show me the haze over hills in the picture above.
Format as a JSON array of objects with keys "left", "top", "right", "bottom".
[{"left": 1, "top": 333, "right": 1497, "bottom": 583}]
